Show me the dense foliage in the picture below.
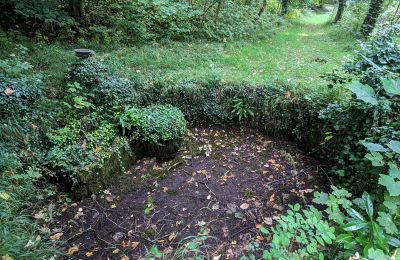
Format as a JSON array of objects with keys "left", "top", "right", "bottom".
[{"left": 1, "top": 0, "right": 399, "bottom": 258}]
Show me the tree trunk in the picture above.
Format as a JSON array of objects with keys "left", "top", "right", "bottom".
[
  {"left": 258, "top": 0, "right": 268, "bottom": 17},
  {"left": 69, "top": 0, "right": 85, "bottom": 25},
  {"left": 334, "top": 0, "right": 345, "bottom": 23},
  {"left": 361, "top": 0, "right": 384, "bottom": 37},
  {"left": 280, "top": 0, "right": 289, "bottom": 16}
]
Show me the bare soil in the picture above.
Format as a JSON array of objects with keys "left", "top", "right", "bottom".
[{"left": 53, "top": 127, "right": 329, "bottom": 259}]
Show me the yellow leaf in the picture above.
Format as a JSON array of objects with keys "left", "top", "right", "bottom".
[
  {"left": 112, "top": 249, "right": 120, "bottom": 254},
  {"left": 0, "top": 192, "right": 10, "bottom": 201},
  {"left": 111, "top": 204, "right": 117, "bottom": 208},
  {"left": 2, "top": 254, "right": 14, "bottom": 260},
  {"left": 67, "top": 245, "right": 79, "bottom": 256},
  {"left": 50, "top": 232, "right": 63, "bottom": 241},
  {"left": 85, "top": 251, "right": 94, "bottom": 257}
]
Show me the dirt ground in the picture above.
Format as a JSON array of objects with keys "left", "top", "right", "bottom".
[{"left": 52, "top": 127, "right": 329, "bottom": 259}]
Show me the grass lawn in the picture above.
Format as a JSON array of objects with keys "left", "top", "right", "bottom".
[{"left": 96, "top": 10, "right": 356, "bottom": 95}]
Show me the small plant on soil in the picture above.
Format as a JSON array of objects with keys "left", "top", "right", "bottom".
[{"left": 144, "top": 196, "right": 154, "bottom": 215}]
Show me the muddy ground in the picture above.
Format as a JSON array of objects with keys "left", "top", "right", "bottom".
[{"left": 52, "top": 127, "right": 329, "bottom": 259}]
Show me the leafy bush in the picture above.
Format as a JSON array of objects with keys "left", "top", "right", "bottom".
[
  {"left": 0, "top": 46, "right": 42, "bottom": 119},
  {"left": 136, "top": 105, "right": 187, "bottom": 145},
  {"left": 93, "top": 75, "right": 139, "bottom": 109},
  {"left": 68, "top": 57, "right": 108, "bottom": 88},
  {"left": 344, "top": 25, "right": 400, "bottom": 86},
  {"left": 0, "top": 75, "right": 42, "bottom": 119},
  {"left": 46, "top": 118, "right": 131, "bottom": 194}
]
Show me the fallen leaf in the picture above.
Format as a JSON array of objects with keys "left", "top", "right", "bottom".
[
  {"left": 50, "top": 232, "right": 63, "bottom": 241},
  {"left": 85, "top": 251, "right": 94, "bottom": 257},
  {"left": 213, "top": 255, "right": 221, "bottom": 260},
  {"left": 121, "top": 256, "right": 129, "bottom": 260},
  {"left": 67, "top": 245, "right": 79, "bottom": 256},
  {"left": 168, "top": 232, "right": 175, "bottom": 241},
  {"left": 34, "top": 211, "right": 44, "bottom": 220},
  {"left": 240, "top": 203, "right": 250, "bottom": 210},
  {"left": 121, "top": 241, "right": 139, "bottom": 248},
  {"left": 4, "top": 87, "right": 15, "bottom": 96},
  {"left": 111, "top": 204, "right": 117, "bottom": 208},
  {"left": 263, "top": 217, "right": 273, "bottom": 225},
  {"left": 112, "top": 249, "right": 120, "bottom": 254}
]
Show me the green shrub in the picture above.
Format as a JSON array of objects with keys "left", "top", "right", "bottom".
[
  {"left": 93, "top": 75, "right": 139, "bottom": 109},
  {"left": 137, "top": 105, "right": 187, "bottom": 145},
  {"left": 68, "top": 57, "right": 108, "bottom": 88},
  {"left": 343, "top": 25, "right": 400, "bottom": 86},
  {"left": 0, "top": 75, "right": 42, "bottom": 119},
  {"left": 46, "top": 119, "right": 131, "bottom": 194}
]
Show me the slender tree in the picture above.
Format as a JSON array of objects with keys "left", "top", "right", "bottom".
[
  {"left": 360, "top": 0, "right": 385, "bottom": 37},
  {"left": 258, "top": 0, "right": 268, "bottom": 17},
  {"left": 334, "top": 0, "right": 345, "bottom": 23}
]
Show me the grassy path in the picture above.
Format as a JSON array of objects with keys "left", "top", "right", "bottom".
[
  {"left": 217, "top": 12, "right": 354, "bottom": 89},
  {"left": 98, "top": 10, "right": 355, "bottom": 94}
]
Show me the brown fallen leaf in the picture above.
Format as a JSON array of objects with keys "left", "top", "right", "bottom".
[
  {"left": 67, "top": 245, "right": 79, "bottom": 256},
  {"left": 50, "top": 232, "right": 63, "bottom": 241},
  {"left": 240, "top": 203, "right": 250, "bottom": 210}
]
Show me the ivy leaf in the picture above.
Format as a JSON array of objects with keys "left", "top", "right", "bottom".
[
  {"left": 360, "top": 141, "right": 388, "bottom": 152},
  {"left": 387, "top": 140, "right": 400, "bottom": 154},
  {"left": 365, "top": 151, "right": 384, "bottom": 166},
  {"left": 346, "top": 81, "right": 378, "bottom": 105},
  {"left": 377, "top": 212, "right": 398, "bottom": 234},
  {"left": 381, "top": 77, "right": 400, "bottom": 96},
  {"left": 379, "top": 166, "right": 400, "bottom": 196}
]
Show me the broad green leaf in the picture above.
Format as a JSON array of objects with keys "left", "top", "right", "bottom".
[
  {"left": 379, "top": 170, "right": 400, "bottom": 196},
  {"left": 260, "top": 226, "right": 269, "bottom": 235},
  {"left": 347, "top": 81, "right": 378, "bottom": 105},
  {"left": 387, "top": 140, "right": 400, "bottom": 154},
  {"left": 336, "top": 233, "right": 354, "bottom": 244},
  {"left": 377, "top": 212, "right": 398, "bottom": 234},
  {"left": 346, "top": 208, "right": 365, "bottom": 221},
  {"left": 367, "top": 248, "right": 387, "bottom": 260},
  {"left": 362, "top": 192, "right": 374, "bottom": 218},
  {"left": 388, "top": 236, "right": 400, "bottom": 247},
  {"left": 360, "top": 141, "right": 388, "bottom": 152},
  {"left": 343, "top": 220, "right": 368, "bottom": 231},
  {"left": 383, "top": 193, "right": 400, "bottom": 214},
  {"left": 381, "top": 77, "right": 400, "bottom": 96},
  {"left": 365, "top": 151, "right": 384, "bottom": 167}
]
